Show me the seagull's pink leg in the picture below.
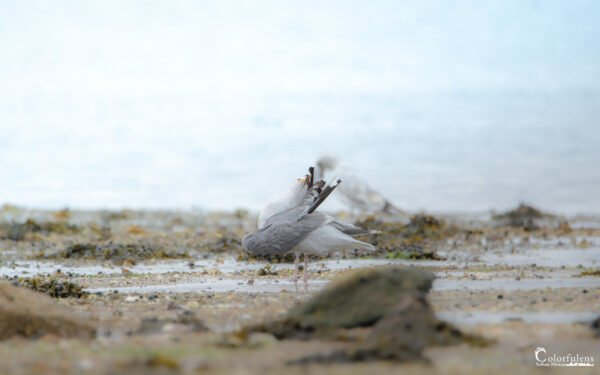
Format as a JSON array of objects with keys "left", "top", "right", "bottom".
[
  {"left": 294, "top": 252, "right": 299, "bottom": 282},
  {"left": 303, "top": 253, "right": 309, "bottom": 284}
]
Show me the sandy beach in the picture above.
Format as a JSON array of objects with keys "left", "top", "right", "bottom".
[{"left": 0, "top": 204, "right": 598, "bottom": 374}]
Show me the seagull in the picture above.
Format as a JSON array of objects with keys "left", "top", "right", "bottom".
[
  {"left": 316, "top": 154, "right": 402, "bottom": 214},
  {"left": 243, "top": 167, "right": 378, "bottom": 283}
]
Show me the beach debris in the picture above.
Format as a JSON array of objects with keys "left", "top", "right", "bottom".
[{"left": 0, "top": 282, "right": 96, "bottom": 340}]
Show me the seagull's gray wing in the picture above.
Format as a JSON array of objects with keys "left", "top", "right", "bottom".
[{"left": 242, "top": 209, "right": 329, "bottom": 255}]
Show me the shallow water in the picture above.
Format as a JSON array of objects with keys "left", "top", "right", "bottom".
[
  {"left": 0, "top": 258, "right": 459, "bottom": 278},
  {"left": 84, "top": 275, "right": 600, "bottom": 295},
  {"left": 438, "top": 311, "right": 598, "bottom": 325},
  {"left": 3, "top": 244, "right": 599, "bottom": 281},
  {"left": 480, "top": 247, "right": 600, "bottom": 268},
  {"left": 86, "top": 278, "right": 328, "bottom": 294},
  {"left": 433, "top": 278, "right": 600, "bottom": 292}
]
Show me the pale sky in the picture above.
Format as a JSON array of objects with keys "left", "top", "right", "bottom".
[{"left": 1, "top": 1, "right": 599, "bottom": 213}]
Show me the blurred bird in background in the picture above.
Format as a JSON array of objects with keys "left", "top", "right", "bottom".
[{"left": 316, "top": 154, "right": 402, "bottom": 215}]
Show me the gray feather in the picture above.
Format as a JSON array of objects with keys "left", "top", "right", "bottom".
[
  {"left": 331, "top": 220, "right": 380, "bottom": 236},
  {"left": 242, "top": 207, "right": 329, "bottom": 255}
]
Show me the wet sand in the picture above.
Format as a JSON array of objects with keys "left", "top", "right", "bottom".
[{"left": 0, "top": 206, "right": 598, "bottom": 374}]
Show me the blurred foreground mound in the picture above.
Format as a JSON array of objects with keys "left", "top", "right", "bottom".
[
  {"left": 0, "top": 282, "right": 95, "bottom": 340},
  {"left": 247, "top": 267, "right": 490, "bottom": 363}
]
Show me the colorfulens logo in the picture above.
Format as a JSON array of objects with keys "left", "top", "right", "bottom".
[{"left": 535, "top": 347, "right": 595, "bottom": 367}]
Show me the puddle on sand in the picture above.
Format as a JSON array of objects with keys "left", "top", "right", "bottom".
[
  {"left": 438, "top": 311, "right": 599, "bottom": 325},
  {"left": 481, "top": 248, "right": 600, "bottom": 268},
  {"left": 0, "top": 258, "right": 458, "bottom": 278},
  {"left": 85, "top": 276, "right": 600, "bottom": 295},
  {"left": 433, "top": 278, "right": 600, "bottom": 291},
  {"left": 86, "top": 278, "right": 328, "bottom": 294}
]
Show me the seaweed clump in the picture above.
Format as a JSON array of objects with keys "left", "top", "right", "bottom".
[
  {"left": 256, "top": 264, "right": 278, "bottom": 276},
  {"left": 579, "top": 269, "right": 600, "bottom": 277},
  {"left": 240, "top": 252, "right": 298, "bottom": 263},
  {"left": 355, "top": 215, "right": 448, "bottom": 260},
  {"left": 204, "top": 234, "right": 243, "bottom": 253},
  {"left": 42, "top": 242, "right": 188, "bottom": 264},
  {"left": 0, "top": 219, "right": 81, "bottom": 241},
  {"left": 10, "top": 277, "right": 87, "bottom": 298},
  {"left": 492, "top": 203, "right": 558, "bottom": 231}
]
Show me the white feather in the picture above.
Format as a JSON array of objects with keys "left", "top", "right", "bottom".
[
  {"left": 257, "top": 180, "right": 307, "bottom": 228},
  {"left": 295, "top": 220, "right": 376, "bottom": 256}
]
